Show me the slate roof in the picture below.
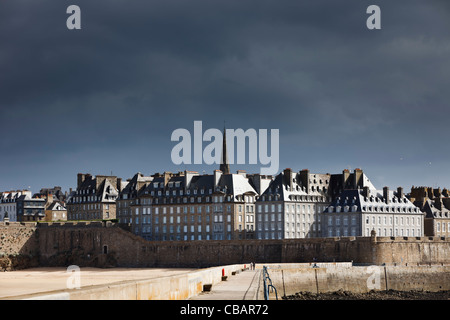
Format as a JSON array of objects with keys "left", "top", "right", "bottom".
[
  {"left": 422, "top": 198, "right": 450, "bottom": 219},
  {"left": 327, "top": 189, "right": 421, "bottom": 214}
]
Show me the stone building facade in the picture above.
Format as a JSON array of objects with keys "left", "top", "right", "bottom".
[
  {"left": 16, "top": 195, "right": 46, "bottom": 222},
  {"left": 45, "top": 201, "right": 67, "bottom": 221},
  {"left": 410, "top": 186, "right": 450, "bottom": 237},
  {"left": 255, "top": 168, "right": 380, "bottom": 239},
  {"left": 0, "top": 190, "right": 30, "bottom": 222},
  {"left": 117, "top": 170, "right": 261, "bottom": 241},
  {"left": 323, "top": 186, "right": 424, "bottom": 237},
  {"left": 255, "top": 168, "right": 330, "bottom": 239},
  {"left": 1, "top": 190, "right": 49, "bottom": 222},
  {"left": 66, "top": 174, "right": 121, "bottom": 221}
]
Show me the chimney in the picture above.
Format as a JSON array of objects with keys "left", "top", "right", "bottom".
[
  {"left": 383, "top": 186, "right": 390, "bottom": 204},
  {"left": 397, "top": 187, "right": 404, "bottom": 199},
  {"left": 354, "top": 168, "right": 363, "bottom": 188},
  {"left": 299, "top": 169, "right": 310, "bottom": 192},
  {"left": 163, "top": 172, "right": 172, "bottom": 189},
  {"left": 77, "top": 173, "right": 86, "bottom": 188},
  {"left": 342, "top": 169, "right": 350, "bottom": 189},
  {"left": 283, "top": 168, "right": 293, "bottom": 189},
  {"left": 45, "top": 191, "right": 53, "bottom": 209},
  {"left": 184, "top": 170, "right": 198, "bottom": 189},
  {"left": 117, "top": 178, "right": 122, "bottom": 192},
  {"left": 214, "top": 170, "right": 222, "bottom": 187},
  {"left": 363, "top": 186, "right": 370, "bottom": 198},
  {"left": 434, "top": 187, "right": 442, "bottom": 198}
]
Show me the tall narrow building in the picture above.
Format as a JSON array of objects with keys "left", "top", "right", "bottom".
[{"left": 220, "top": 126, "right": 230, "bottom": 174}]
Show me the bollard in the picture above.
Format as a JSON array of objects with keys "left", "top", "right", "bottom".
[{"left": 221, "top": 268, "right": 227, "bottom": 281}]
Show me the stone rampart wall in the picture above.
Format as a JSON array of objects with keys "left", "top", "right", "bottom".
[{"left": 1, "top": 222, "right": 449, "bottom": 269}]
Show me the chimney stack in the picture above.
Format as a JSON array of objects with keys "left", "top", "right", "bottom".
[
  {"left": 354, "top": 168, "right": 363, "bottom": 188},
  {"left": 77, "top": 173, "right": 86, "bottom": 188},
  {"left": 363, "top": 186, "right": 370, "bottom": 198},
  {"left": 383, "top": 186, "right": 390, "bottom": 204},
  {"left": 397, "top": 187, "right": 404, "bottom": 199},
  {"left": 283, "top": 168, "right": 293, "bottom": 190},
  {"left": 342, "top": 169, "right": 350, "bottom": 189},
  {"left": 214, "top": 170, "right": 222, "bottom": 187},
  {"left": 299, "top": 169, "right": 310, "bottom": 192}
]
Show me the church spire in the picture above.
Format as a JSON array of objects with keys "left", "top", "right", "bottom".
[{"left": 220, "top": 125, "right": 230, "bottom": 174}]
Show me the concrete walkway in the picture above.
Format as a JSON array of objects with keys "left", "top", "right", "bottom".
[{"left": 189, "top": 269, "right": 261, "bottom": 300}]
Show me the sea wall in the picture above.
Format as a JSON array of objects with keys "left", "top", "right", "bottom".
[
  {"left": 1, "top": 222, "right": 449, "bottom": 269},
  {"left": 263, "top": 264, "right": 450, "bottom": 298}
]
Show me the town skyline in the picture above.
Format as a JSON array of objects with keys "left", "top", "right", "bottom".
[{"left": 1, "top": 1, "right": 450, "bottom": 194}]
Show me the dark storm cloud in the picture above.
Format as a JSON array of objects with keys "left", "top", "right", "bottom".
[{"left": 0, "top": 0, "right": 449, "bottom": 190}]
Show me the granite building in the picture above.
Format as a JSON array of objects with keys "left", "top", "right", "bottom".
[
  {"left": 254, "top": 167, "right": 380, "bottom": 239},
  {"left": 118, "top": 169, "right": 261, "bottom": 241},
  {"left": 255, "top": 168, "right": 330, "bottom": 239},
  {"left": 16, "top": 194, "right": 46, "bottom": 222},
  {"left": 410, "top": 186, "right": 450, "bottom": 237},
  {"left": 323, "top": 186, "right": 424, "bottom": 237},
  {"left": 67, "top": 173, "right": 121, "bottom": 221},
  {"left": 0, "top": 190, "right": 30, "bottom": 222}
]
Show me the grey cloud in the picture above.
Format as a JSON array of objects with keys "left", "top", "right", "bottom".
[{"left": 0, "top": 0, "right": 449, "bottom": 191}]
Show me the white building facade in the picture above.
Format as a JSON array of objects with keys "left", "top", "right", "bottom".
[
  {"left": 0, "top": 190, "right": 32, "bottom": 222},
  {"left": 323, "top": 187, "right": 424, "bottom": 237}
]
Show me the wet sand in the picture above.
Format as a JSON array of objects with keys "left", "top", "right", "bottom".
[{"left": 0, "top": 267, "right": 196, "bottom": 299}]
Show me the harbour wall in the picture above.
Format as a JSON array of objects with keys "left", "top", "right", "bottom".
[
  {"left": 1, "top": 222, "right": 449, "bottom": 269},
  {"left": 262, "top": 264, "right": 450, "bottom": 298}
]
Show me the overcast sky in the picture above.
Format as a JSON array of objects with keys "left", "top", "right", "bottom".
[{"left": 1, "top": 0, "right": 449, "bottom": 193}]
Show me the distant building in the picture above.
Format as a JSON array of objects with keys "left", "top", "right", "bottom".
[
  {"left": 323, "top": 186, "right": 424, "bottom": 237},
  {"left": 66, "top": 173, "right": 121, "bottom": 221},
  {"left": 255, "top": 168, "right": 330, "bottom": 239},
  {"left": 34, "top": 186, "right": 67, "bottom": 203},
  {"left": 45, "top": 201, "right": 67, "bottom": 221},
  {"left": 116, "top": 172, "right": 153, "bottom": 230},
  {"left": 254, "top": 168, "right": 379, "bottom": 240},
  {"left": 0, "top": 190, "right": 31, "bottom": 222},
  {"left": 118, "top": 169, "right": 260, "bottom": 241},
  {"left": 16, "top": 194, "right": 46, "bottom": 222},
  {"left": 410, "top": 186, "right": 450, "bottom": 237}
]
